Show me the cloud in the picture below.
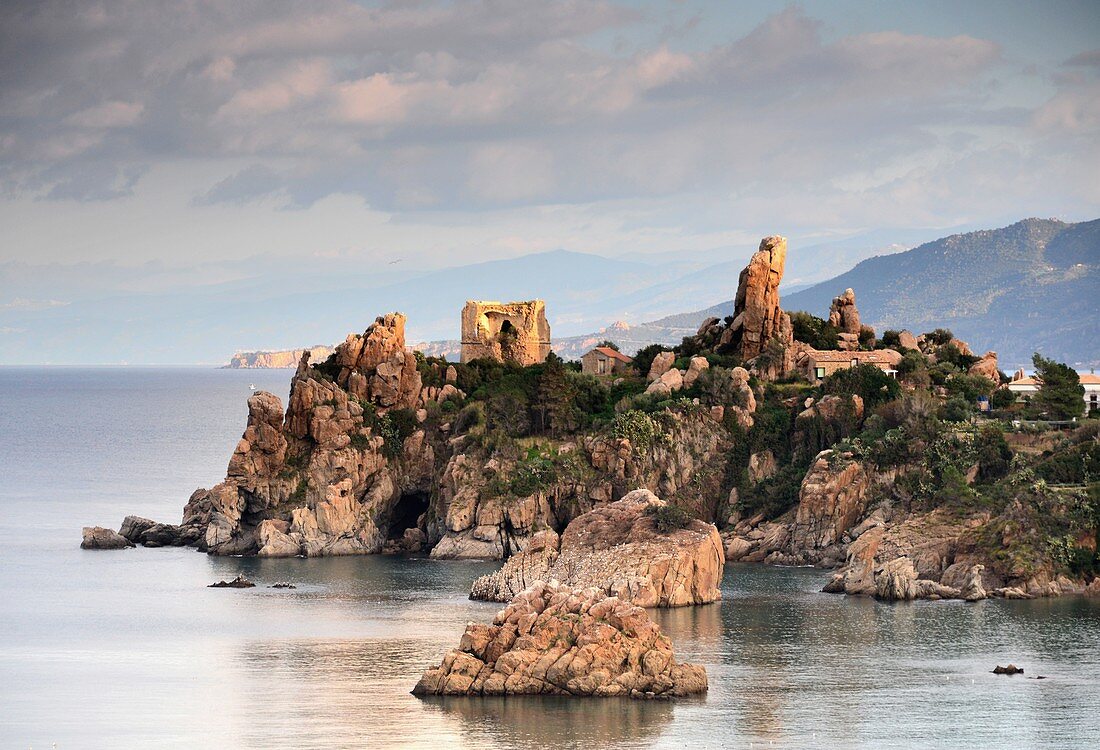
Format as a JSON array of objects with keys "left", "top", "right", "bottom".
[
  {"left": 65, "top": 100, "right": 144, "bottom": 128},
  {"left": 0, "top": 0, "right": 1091, "bottom": 234}
]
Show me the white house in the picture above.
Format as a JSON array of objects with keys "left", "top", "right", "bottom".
[{"left": 1008, "top": 371, "right": 1100, "bottom": 413}]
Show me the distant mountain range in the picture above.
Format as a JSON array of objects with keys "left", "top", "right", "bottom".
[
  {"left": 5, "top": 219, "right": 1094, "bottom": 368},
  {"left": 2, "top": 228, "right": 931, "bottom": 365},
  {"left": 554, "top": 218, "right": 1097, "bottom": 370}
]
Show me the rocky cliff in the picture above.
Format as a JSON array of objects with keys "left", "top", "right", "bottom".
[
  {"left": 225, "top": 346, "right": 334, "bottom": 369},
  {"left": 722, "top": 438, "right": 1098, "bottom": 602},
  {"left": 470, "top": 490, "right": 724, "bottom": 607},
  {"left": 106, "top": 312, "right": 738, "bottom": 561}
]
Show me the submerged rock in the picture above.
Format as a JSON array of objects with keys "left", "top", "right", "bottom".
[
  {"left": 81, "top": 526, "right": 133, "bottom": 550},
  {"left": 993, "top": 664, "right": 1024, "bottom": 675},
  {"left": 208, "top": 574, "right": 255, "bottom": 589},
  {"left": 470, "top": 490, "right": 724, "bottom": 607},
  {"left": 413, "top": 582, "right": 708, "bottom": 698}
]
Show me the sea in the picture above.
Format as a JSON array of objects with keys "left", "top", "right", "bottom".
[{"left": 1, "top": 366, "right": 1098, "bottom": 749}]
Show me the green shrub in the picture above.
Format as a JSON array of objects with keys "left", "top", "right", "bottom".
[
  {"left": 881, "top": 330, "right": 903, "bottom": 349},
  {"left": 645, "top": 503, "right": 693, "bottom": 533},
  {"left": 990, "top": 388, "right": 1016, "bottom": 410},
  {"left": 611, "top": 410, "right": 663, "bottom": 452},
  {"left": 943, "top": 396, "right": 972, "bottom": 422},
  {"left": 924, "top": 328, "right": 955, "bottom": 346},
  {"left": 822, "top": 363, "right": 900, "bottom": 408},
  {"left": 508, "top": 455, "right": 558, "bottom": 497},
  {"left": 453, "top": 402, "right": 485, "bottom": 434},
  {"left": 312, "top": 353, "right": 342, "bottom": 381},
  {"left": 789, "top": 310, "right": 839, "bottom": 350}
]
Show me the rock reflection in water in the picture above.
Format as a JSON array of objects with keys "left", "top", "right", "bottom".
[{"left": 420, "top": 694, "right": 677, "bottom": 749}]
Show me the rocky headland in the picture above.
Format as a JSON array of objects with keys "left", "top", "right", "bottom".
[
  {"left": 88, "top": 233, "right": 1099, "bottom": 605},
  {"left": 225, "top": 345, "right": 335, "bottom": 369},
  {"left": 412, "top": 582, "right": 708, "bottom": 699}
]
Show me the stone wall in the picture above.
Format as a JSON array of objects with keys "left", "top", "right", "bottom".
[{"left": 460, "top": 299, "right": 551, "bottom": 365}]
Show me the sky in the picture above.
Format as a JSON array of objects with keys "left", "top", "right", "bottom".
[{"left": 1, "top": 0, "right": 1098, "bottom": 273}]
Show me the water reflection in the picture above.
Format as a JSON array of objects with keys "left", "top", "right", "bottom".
[{"left": 421, "top": 695, "right": 676, "bottom": 749}]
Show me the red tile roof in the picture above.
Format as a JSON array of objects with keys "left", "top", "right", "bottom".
[{"left": 591, "top": 346, "right": 633, "bottom": 363}]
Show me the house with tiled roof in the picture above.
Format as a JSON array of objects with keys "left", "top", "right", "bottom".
[
  {"left": 1009, "top": 371, "right": 1100, "bottom": 413},
  {"left": 581, "top": 346, "right": 633, "bottom": 376},
  {"left": 796, "top": 347, "right": 901, "bottom": 382}
]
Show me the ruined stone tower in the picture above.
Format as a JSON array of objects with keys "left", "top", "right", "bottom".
[{"left": 460, "top": 300, "right": 551, "bottom": 365}]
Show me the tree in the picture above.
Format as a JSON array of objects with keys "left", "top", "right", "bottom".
[
  {"left": 880, "top": 330, "right": 902, "bottom": 349},
  {"left": 596, "top": 340, "right": 620, "bottom": 351},
  {"left": 822, "top": 363, "right": 901, "bottom": 408},
  {"left": 789, "top": 310, "right": 839, "bottom": 350},
  {"left": 534, "top": 353, "right": 577, "bottom": 434},
  {"left": 990, "top": 387, "right": 1016, "bottom": 410},
  {"left": 1031, "top": 353, "right": 1085, "bottom": 420},
  {"left": 924, "top": 328, "right": 955, "bottom": 346}
]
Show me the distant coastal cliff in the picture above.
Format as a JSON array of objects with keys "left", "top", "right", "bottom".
[{"left": 224, "top": 346, "right": 334, "bottom": 369}]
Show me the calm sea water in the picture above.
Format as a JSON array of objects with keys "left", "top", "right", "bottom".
[{"left": 1, "top": 367, "right": 1099, "bottom": 749}]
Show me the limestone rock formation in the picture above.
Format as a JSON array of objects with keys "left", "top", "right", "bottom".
[
  {"left": 331, "top": 313, "right": 423, "bottom": 410},
  {"left": 413, "top": 582, "right": 708, "bottom": 698},
  {"left": 789, "top": 451, "right": 872, "bottom": 550},
  {"left": 81, "top": 526, "right": 133, "bottom": 550},
  {"left": 644, "top": 367, "right": 683, "bottom": 397},
  {"left": 469, "top": 530, "right": 561, "bottom": 602},
  {"left": 470, "top": 489, "right": 724, "bottom": 607},
  {"left": 728, "top": 236, "right": 792, "bottom": 363},
  {"left": 829, "top": 288, "right": 862, "bottom": 336},
  {"left": 460, "top": 300, "right": 551, "bottom": 365},
  {"left": 747, "top": 450, "right": 777, "bottom": 483},
  {"left": 875, "top": 557, "right": 919, "bottom": 600},
  {"left": 647, "top": 351, "right": 676, "bottom": 382},
  {"left": 960, "top": 564, "right": 988, "bottom": 601},
  {"left": 968, "top": 351, "right": 1000, "bottom": 381},
  {"left": 797, "top": 395, "right": 864, "bottom": 425},
  {"left": 897, "top": 330, "right": 919, "bottom": 351},
  {"left": 683, "top": 357, "right": 709, "bottom": 388},
  {"left": 226, "top": 346, "right": 334, "bottom": 369}
]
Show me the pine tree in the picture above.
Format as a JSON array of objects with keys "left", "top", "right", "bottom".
[
  {"left": 534, "top": 353, "right": 576, "bottom": 435},
  {"left": 1031, "top": 353, "right": 1084, "bottom": 420}
]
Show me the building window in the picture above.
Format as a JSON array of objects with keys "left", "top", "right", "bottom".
[
  {"left": 850, "top": 359, "right": 858, "bottom": 367},
  {"left": 597, "top": 358, "right": 606, "bottom": 374},
  {"left": 814, "top": 367, "right": 826, "bottom": 379}
]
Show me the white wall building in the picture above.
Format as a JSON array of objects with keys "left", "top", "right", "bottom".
[{"left": 1008, "top": 371, "right": 1100, "bottom": 413}]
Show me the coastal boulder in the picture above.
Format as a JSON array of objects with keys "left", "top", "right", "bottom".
[
  {"left": 119, "top": 515, "right": 156, "bottom": 543},
  {"left": 470, "top": 489, "right": 724, "bottom": 607},
  {"left": 413, "top": 582, "right": 708, "bottom": 698},
  {"left": 81, "top": 526, "right": 133, "bottom": 550}
]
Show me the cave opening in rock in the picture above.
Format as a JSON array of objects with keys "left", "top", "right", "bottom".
[{"left": 388, "top": 491, "right": 429, "bottom": 539}]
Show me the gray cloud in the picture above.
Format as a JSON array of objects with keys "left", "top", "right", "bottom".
[{"left": 0, "top": 0, "right": 1095, "bottom": 236}]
